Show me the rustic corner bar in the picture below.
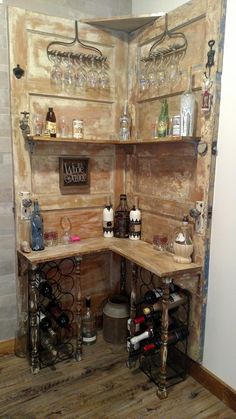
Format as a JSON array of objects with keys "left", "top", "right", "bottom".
[{"left": 18, "top": 238, "right": 201, "bottom": 398}]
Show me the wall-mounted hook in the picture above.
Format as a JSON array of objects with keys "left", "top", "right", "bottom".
[
  {"left": 13, "top": 64, "right": 25, "bottom": 79},
  {"left": 205, "top": 40, "right": 215, "bottom": 78}
]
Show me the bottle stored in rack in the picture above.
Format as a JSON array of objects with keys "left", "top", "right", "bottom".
[
  {"left": 37, "top": 279, "right": 54, "bottom": 300},
  {"left": 39, "top": 315, "right": 56, "bottom": 340},
  {"left": 143, "top": 291, "right": 188, "bottom": 315},
  {"left": 40, "top": 332, "right": 58, "bottom": 357},
  {"left": 42, "top": 301, "right": 69, "bottom": 328},
  {"left": 143, "top": 325, "right": 189, "bottom": 353}
]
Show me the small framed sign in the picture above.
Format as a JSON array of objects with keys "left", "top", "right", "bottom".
[{"left": 59, "top": 157, "right": 90, "bottom": 194}]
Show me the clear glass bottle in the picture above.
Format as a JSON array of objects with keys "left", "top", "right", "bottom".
[
  {"left": 31, "top": 199, "right": 44, "bottom": 251},
  {"left": 119, "top": 101, "right": 131, "bottom": 141},
  {"left": 45, "top": 107, "right": 56, "bottom": 138},
  {"left": 129, "top": 196, "right": 141, "bottom": 240},
  {"left": 158, "top": 98, "right": 169, "bottom": 137},
  {"left": 173, "top": 215, "right": 194, "bottom": 263},
  {"left": 82, "top": 296, "right": 97, "bottom": 345},
  {"left": 180, "top": 67, "right": 196, "bottom": 137},
  {"left": 114, "top": 194, "right": 130, "bottom": 238}
]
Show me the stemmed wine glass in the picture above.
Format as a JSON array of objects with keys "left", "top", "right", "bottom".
[
  {"left": 63, "top": 54, "right": 75, "bottom": 92},
  {"left": 87, "top": 58, "right": 99, "bottom": 89},
  {"left": 99, "top": 59, "right": 110, "bottom": 90},
  {"left": 50, "top": 53, "right": 63, "bottom": 90},
  {"left": 75, "top": 55, "right": 87, "bottom": 90},
  {"left": 156, "top": 54, "right": 166, "bottom": 90},
  {"left": 139, "top": 60, "right": 150, "bottom": 92},
  {"left": 167, "top": 50, "right": 181, "bottom": 87}
]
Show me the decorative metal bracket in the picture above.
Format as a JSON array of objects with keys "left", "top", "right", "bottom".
[{"left": 47, "top": 20, "right": 107, "bottom": 65}]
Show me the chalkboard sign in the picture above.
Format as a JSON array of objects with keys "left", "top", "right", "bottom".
[{"left": 59, "top": 157, "right": 90, "bottom": 194}]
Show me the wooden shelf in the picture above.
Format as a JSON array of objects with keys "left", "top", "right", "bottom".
[
  {"left": 27, "top": 135, "right": 200, "bottom": 147},
  {"left": 80, "top": 14, "right": 164, "bottom": 33}
]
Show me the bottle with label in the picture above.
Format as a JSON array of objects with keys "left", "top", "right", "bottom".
[
  {"left": 180, "top": 67, "right": 196, "bottom": 136},
  {"left": 119, "top": 101, "right": 131, "bottom": 141},
  {"left": 173, "top": 215, "right": 194, "bottom": 263},
  {"left": 143, "top": 325, "right": 189, "bottom": 353},
  {"left": 158, "top": 98, "right": 169, "bottom": 137},
  {"left": 45, "top": 107, "right": 56, "bottom": 138},
  {"left": 129, "top": 197, "right": 141, "bottom": 240},
  {"left": 82, "top": 296, "right": 97, "bottom": 345},
  {"left": 114, "top": 194, "right": 130, "bottom": 238},
  {"left": 103, "top": 196, "right": 114, "bottom": 238},
  {"left": 31, "top": 200, "right": 44, "bottom": 251},
  {"left": 143, "top": 292, "right": 187, "bottom": 315}
]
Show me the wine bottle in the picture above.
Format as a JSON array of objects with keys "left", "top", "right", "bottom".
[
  {"left": 143, "top": 326, "right": 189, "bottom": 352},
  {"left": 31, "top": 200, "right": 44, "bottom": 251},
  {"left": 129, "top": 327, "right": 154, "bottom": 346},
  {"left": 37, "top": 279, "right": 54, "bottom": 300},
  {"left": 43, "top": 301, "right": 69, "bottom": 328},
  {"left": 129, "top": 197, "right": 141, "bottom": 240},
  {"left": 103, "top": 196, "right": 114, "bottom": 238},
  {"left": 180, "top": 67, "right": 196, "bottom": 137},
  {"left": 158, "top": 98, "right": 169, "bottom": 137},
  {"left": 119, "top": 101, "right": 131, "bottom": 141},
  {"left": 39, "top": 315, "right": 56, "bottom": 340},
  {"left": 45, "top": 107, "right": 56, "bottom": 138},
  {"left": 140, "top": 283, "right": 176, "bottom": 305},
  {"left": 143, "top": 292, "right": 188, "bottom": 315},
  {"left": 82, "top": 296, "right": 97, "bottom": 345},
  {"left": 114, "top": 194, "right": 130, "bottom": 238},
  {"left": 40, "top": 332, "right": 57, "bottom": 357}
]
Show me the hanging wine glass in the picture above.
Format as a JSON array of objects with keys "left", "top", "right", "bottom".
[
  {"left": 99, "top": 59, "right": 110, "bottom": 91},
  {"left": 156, "top": 54, "right": 166, "bottom": 90},
  {"left": 147, "top": 59, "right": 157, "bottom": 92},
  {"left": 87, "top": 58, "right": 99, "bottom": 89},
  {"left": 63, "top": 54, "right": 75, "bottom": 92},
  {"left": 50, "top": 53, "right": 63, "bottom": 90},
  {"left": 139, "top": 61, "right": 149, "bottom": 92},
  {"left": 167, "top": 50, "right": 181, "bottom": 87},
  {"left": 75, "top": 55, "right": 87, "bottom": 90}
]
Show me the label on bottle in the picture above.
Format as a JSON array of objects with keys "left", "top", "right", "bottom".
[
  {"left": 73, "top": 119, "right": 84, "bottom": 139},
  {"left": 158, "top": 121, "right": 168, "bottom": 137},
  {"left": 82, "top": 335, "right": 96, "bottom": 343},
  {"left": 45, "top": 121, "right": 56, "bottom": 137}
]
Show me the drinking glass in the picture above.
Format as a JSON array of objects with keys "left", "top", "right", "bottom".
[
  {"left": 139, "top": 61, "right": 149, "bottom": 92},
  {"left": 156, "top": 55, "right": 166, "bottom": 89},
  {"left": 60, "top": 216, "right": 72, "bottom": 244},
  {"left": 147, "top": 59, "right": 157, "bottom": 92},
  {"left": 167, "top": 51, "right": 181, "bottom": 87},
  {"left": 75, "top": 56, "right": 87, "bottom": 90},
  {"left": 63, "top": 56, "right": 75, "bottom": 92},
  {"left": 50, "top": 55, "right": 63, "bottom": 90},
  {"left": 87, "top": 58, "right": 99, "bottom": 89},
  {"left": 99, "top": 60, "right": 110, "bottom": 90}
]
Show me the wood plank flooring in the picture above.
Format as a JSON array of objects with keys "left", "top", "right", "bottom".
[{"left": 0, "top": 334, "right": 235, "bottom": 419}]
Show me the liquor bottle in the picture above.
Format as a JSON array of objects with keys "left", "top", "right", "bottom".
[
  {"left": 114, "top": 194, "right": 130, "bottom": 238},
  {"left": 43, "top": 301, "right": 69, "bottom": 328},
  {"left": 37, "top": 279, "right": 54, "bottom": 300},
  {"left": 143, "top": 326, "right": 189, "bottom": 352},
  {"left": 173, "top": 215, "right": 194, "bottom": 263},
  {"left": 45, "top": 107, "right": 56, "bottom": 137},
  {"left": 180, "top": 67, "right": 196, "bottom": 136},
  {"left": 143, "top": 291, "right": 188, "bottom": 315},
  {"left": 119, "top": 101, "right": 131, "bottom": 141},
  {"left": 31, "top": 200, "right": 44, "bottom": 251},
  {"left": 82, "top": 296, "right": 97, "bottom": 345},
  {"left": 103, "top": 196, "right": 114, "bottom": 238},
  {"left": 129, "top": 197, "right": 141, "bottom": 240},
  {"left": 40, "top": 332, "right": 57, "bottom": 357},
  {"left": 158, "top": 98, "right": 169, "bottom": 137},
  {"left": 39, "top": 315, "right": 57, "bottom": 340}
]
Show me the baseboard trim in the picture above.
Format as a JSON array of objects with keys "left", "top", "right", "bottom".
[
  {"left": 187, "top": 357, "right": 236, "bottom": 412},
  {"left": 0, "top": 338, "right": 15, "bottom": 356}
]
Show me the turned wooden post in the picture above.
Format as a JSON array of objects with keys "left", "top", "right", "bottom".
[
  {"left": 157, "top": 276, "right": 172, "bottom": 399},
  {"left": 29, "top": 264, "right": 40, "bottom": 374},
  {"left": 74, "top": 256, "right": 82, "bottom": 361}
]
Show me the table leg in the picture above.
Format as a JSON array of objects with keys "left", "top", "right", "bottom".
[
  {"left": 29, "top": 264, "right": 40, "bottom": 374},
  {"left": 157, "top": 276, "right": 172, "bottom": 399},
  {"left": 74, "top": 256, "right": 82, "bottom": 361}
]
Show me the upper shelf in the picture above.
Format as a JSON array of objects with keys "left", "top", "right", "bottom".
[{"left": 80, "top": 14, "right": 164, "bottom": 33}]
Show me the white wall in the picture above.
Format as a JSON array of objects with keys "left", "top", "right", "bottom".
[
  {"left": 132, "top": 0, "right": 187, "bottom": 15},
  {"left": 202, "top": 0, "right": 236, "bottom": 390}
]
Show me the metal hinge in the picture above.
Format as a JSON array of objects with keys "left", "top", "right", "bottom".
[{"left": 212, "top": 141, "right": 217, "bottom": 155}]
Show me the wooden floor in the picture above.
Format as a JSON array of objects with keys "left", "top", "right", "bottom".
[{"left": 0, "top": 335, "right": 235, "bottom": 419}]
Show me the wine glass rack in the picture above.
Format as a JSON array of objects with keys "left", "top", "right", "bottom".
[
  {"left": 127, "top": 266, "right": 190, "bottom": 389},
  {"left": 32, "top": 258, "right": 77, "bottom": 369}
]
